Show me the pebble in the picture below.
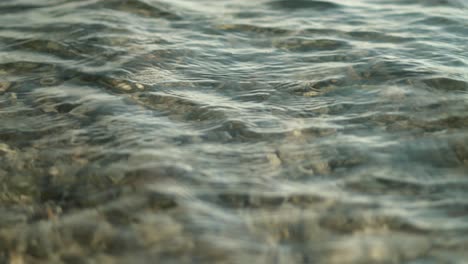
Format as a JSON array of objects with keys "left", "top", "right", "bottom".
[
  {"left": 8, "top": 93, "right": 17, "bottom": 103},
  {"left": 8, "top": 252, "right": 24, "bottom": 264},
  {"left": 134, "top": 215, "right": 184, "bottom": 247},
  {"left": 267, "top": 152, "right": 282, "bottom": 167},
  {"left": 110, "top": 80, "right": 146, "bottom": 92},
  {"left": 0, "top": 143, "right": 16, "bottom": 159},
  {"left": 115, "top": 82, "right": 133, "bottom": 91},
  {"left": 325, "top": 233, "right": 430, "bottom": 263},
  {"left": 380, "top": 86, "right": 407, "bottom": 101},
  {"left": 0, "top": 80, "right": 11, "bottom": 93},
  {"left": 39, "top": 77, "right": 58, "bottom": 86},
  {"left": 303, "top": 90, "right": 320, "bottom": 97},
  {"left": 48, "top": 167, "right": 60, "bottom": 177},
  {"left": 135, "top": 83, "right": 145, "bottom": 90}
]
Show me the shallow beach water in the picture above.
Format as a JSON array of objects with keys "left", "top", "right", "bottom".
[{"left": 0, "top": 0, "right": 468, "bottom": 263}]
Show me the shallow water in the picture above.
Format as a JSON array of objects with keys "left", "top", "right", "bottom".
[{"left": 0, "top": 0, "right": 468, "bottom": 263}]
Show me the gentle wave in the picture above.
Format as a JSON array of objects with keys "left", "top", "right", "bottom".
[{"left": 0, "top": 0, "right": 468, "bottom": 263}]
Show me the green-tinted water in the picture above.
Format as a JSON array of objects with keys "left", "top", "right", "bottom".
[{"left": 1, "top": 0, "right": 468, "bottom": 263}]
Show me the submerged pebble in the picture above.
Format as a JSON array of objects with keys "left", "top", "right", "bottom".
[
  {"left": 0, "top": 81, "right": 11, "bottom": 93},
  {"left": 39, "top": 77, "right": 59, "bottom": 86},
  {"left": 0, "top": 0, "right": 466, "bottom": 263}
]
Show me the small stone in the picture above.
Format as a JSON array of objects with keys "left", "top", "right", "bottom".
[
  {"left": 116, "top": 82, "right": 132, "bottom": 91},
  {"left": 135, "top": 83, "right": 145, "bottom": 90},
  {"left": 39, "top": 104, "right": 57, "bottom": 113},
  {"left": 0, "top": 143, "right": 15, "bottom": 156},
  {"left": 325, "top": 233, "right": 430, "bottom": 263},
  {"left": 39, "top": 77, "right": 58, "bottom": 86},
  {"left": 267, "top": 153, "right": 282, "bottom": 167},
  {"left": 48, "top": 167, "right": 60, "bottom": 177},
  {"left": 312, "top": 161, "right": 330, "bottom": 175},
  {"left": 303, "top": 90, "right": 320, "bottom": 97},
  {"left": 292, "top": 129, "right": 302, "bottom": 137},
  {"left": 46, "top": 41, "right": 60, "bottom": 50},
  {"left": 135, "top": 215, "right": 184, "bottom": 247},
  {"left": 0, "top": 81, "right": 11, "bottom": 93},
  {"left": 9, "top": 93, "right": 17, "bottom": 103},
  {"left": 9, "top": 252, "right": 24, "bottom": 264}
]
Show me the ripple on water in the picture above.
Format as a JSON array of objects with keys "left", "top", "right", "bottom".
[
  {"left": 0, "top": 4, "right": 49, "bottom": 14},
  {"left": 268, "top": 0, "right": 341, "bottom": 10},
  {"left": 274, "top": 37, "right": 350, "bottom": 52},
  {"left": 88, "top": 0, "right": 181, "bottom": 20},
  {"left": 421, "top": 76, "right": 468, "bottom": 92},
  {"left": 1, "top": 0, "right": 468, "bottom": 263}
]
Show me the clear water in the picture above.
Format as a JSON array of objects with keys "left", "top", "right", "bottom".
[{"left": 0, "top": 0, "right": 468, "bottom": 263}]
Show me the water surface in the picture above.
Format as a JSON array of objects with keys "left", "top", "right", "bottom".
[{"left": 1, "top": 0, "right": 468, "bottom": 263}]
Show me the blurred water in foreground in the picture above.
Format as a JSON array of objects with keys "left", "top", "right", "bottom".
[{"left": 0, "top": 0, "right": 468, "bottom": 263}]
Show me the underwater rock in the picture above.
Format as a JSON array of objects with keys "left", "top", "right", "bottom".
[
  {"left": 324, "top": 233, "right": 430, "bottom": 263},
  {"left": 0, "top": 80, "right": 11, "bottom": 93},
  {"left": 39, "top": 76, "right": 60, "bottom": 87}
]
